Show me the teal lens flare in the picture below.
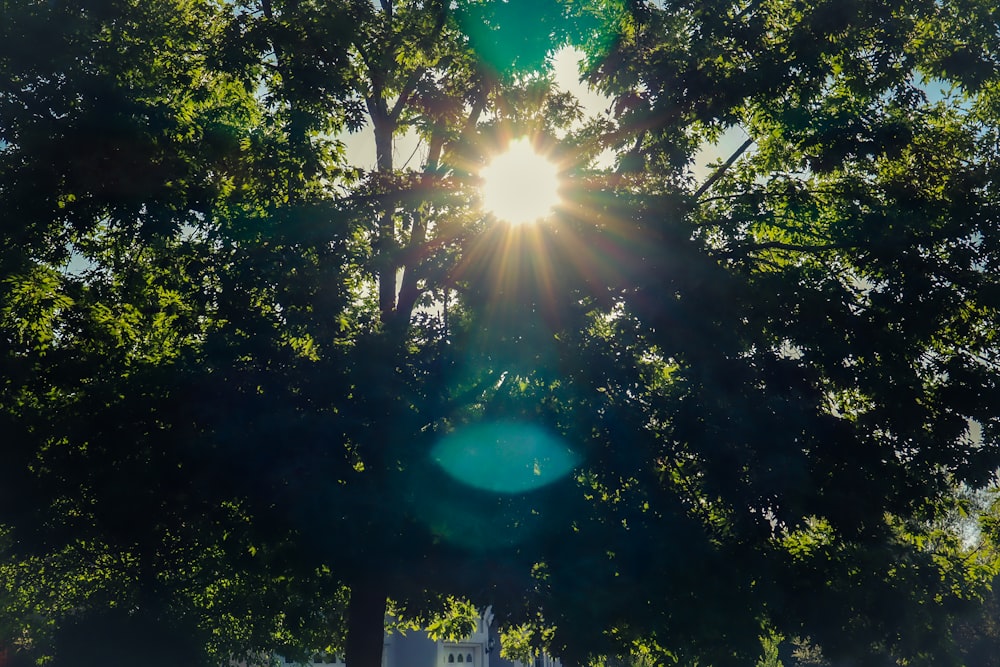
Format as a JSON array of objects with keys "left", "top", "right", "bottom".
[{"left": 431, "top": 422, "right": 578, "bottom": 493}]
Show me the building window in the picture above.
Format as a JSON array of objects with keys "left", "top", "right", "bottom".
[
  {"left": 448, "top": 654, "right": 455, "bottom": 663},
  {"left": 458, "top": 654, "right": 464, "bottom": 663},
  {"left": 467, "top": 654, "right": 473, "bottom": 664}
]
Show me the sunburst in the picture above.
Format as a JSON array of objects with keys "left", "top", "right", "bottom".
[{"left": 479, "top": 138, "right": 561, "bottom": 225}]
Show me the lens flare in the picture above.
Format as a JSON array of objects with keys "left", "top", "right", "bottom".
[{"left": 431, "top": 422, "right": 578, "bottom": 493}]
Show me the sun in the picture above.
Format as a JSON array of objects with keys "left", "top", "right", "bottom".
[{"left": 479, "top": 138, "right": 561, "bottom": 225}]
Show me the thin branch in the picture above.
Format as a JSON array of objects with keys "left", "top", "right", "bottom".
[
  {"left": 694, "top": 137, "right": 755, "bottom": 200},
  {"left": 389, "top": 67, "right": 426, "bottom": 123},
  {"left": 722, "top": 240, "right": 848, "bottom": 256},
  {"left": 460, "top": 66, "right": 492, "bottom": 139}
]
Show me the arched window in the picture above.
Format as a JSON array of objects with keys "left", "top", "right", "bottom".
[
  {"left": 458, "top": 654, "right": 465, "bottom": 662},
  {"left": 448, "top": 654, "right": 455, "bottom": 663},
  {"left": 467, "top": 654, "right": 473, "bottom": 664}
]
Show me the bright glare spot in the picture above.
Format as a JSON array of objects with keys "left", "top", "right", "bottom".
[
  {"left": 431, "top": 422, "right": 579, "bottom": 494},
  {"left": 480, "top": 138, "right": 561, "bottom": 225}
]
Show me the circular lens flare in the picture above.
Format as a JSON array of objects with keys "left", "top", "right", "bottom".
[
  {"left": 480, "top": 138, "right": 560, "bottom": 225},
  {"left": 431, "top": 422, "right": 578, "bottom": 494}
]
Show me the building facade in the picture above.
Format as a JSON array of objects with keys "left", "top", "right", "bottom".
[{"left": 278, "top": 609, "right": 560, "bottom": 667}]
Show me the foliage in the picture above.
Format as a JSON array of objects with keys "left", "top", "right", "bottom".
[{"left": 2, "top": 0, "right": 1000, "bottom": 666}]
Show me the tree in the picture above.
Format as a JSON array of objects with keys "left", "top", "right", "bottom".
[
  {"left": 2, "top": 0, "right": 1000, "bottom": 666},
  {"left": 531, "top": 0, "right": 1000, "bottom": 663},
  {"left": 1, "top": 0, "right": 587, "bottom": 662},
  {"left": 0, "top": 0, "right": 354, "bottom": 662}
]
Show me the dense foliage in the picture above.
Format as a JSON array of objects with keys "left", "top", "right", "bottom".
[{"left": 2, "top": 1, "right": 999, "bottom": 666}]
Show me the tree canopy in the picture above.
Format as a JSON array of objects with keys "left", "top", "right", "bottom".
[{"left": 2, "top": 1, "right": 1000, "bottom": 666}]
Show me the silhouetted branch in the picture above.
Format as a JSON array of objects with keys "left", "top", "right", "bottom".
[{"left": 695, "top": 137, "right": 754, "bottom": 199}]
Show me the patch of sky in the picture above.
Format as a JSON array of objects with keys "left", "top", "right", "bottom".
[
  {"left": 691, "top": 124, "right": 756, "bottom": 184},
  {"left": 551, "top": 47, "right": 613, "bottom": 123},
  {"left": 63, "top": 246, "right": 92, "bottom": 278},
  {"left": 339, "top": 122, "right": 423, "bottom": 172}
]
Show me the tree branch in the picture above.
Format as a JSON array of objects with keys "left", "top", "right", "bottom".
[
  {"left": 462, "top": 73, "right": 491, "bottom": 138},
  {"left": 720, "top": 240, "right": 848, "bottom": 257},
  {"left": 388, "top": 4, "right": 448, "bottom": 122},
  {"left": 394, "top": 130, "right": 446, "bottom": 312},
  {"left": 615, "top": 129, "right": 647, "bottom": 174},
  {"left": 694, "top": 136, "right": 755, "bottom": 199}
]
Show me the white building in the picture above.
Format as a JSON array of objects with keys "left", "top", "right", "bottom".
[{"left": 278, "top": 608, "right": 560, "bottom": 667}]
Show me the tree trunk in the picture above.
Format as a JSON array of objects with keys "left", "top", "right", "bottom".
[
  {"left": 345, "top": 579, "right": 388, "bottom": 667},
  {"left": 369, "top": 101, "right": 397, "bottom": 323}
]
